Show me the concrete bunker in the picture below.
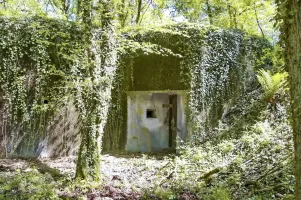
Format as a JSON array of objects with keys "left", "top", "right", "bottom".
[
  {"left": 0, "top": 19, "right": 270, "bottom": 157},
  {"left": 126, "top": 91, "right": 188, "bottom": 152}
]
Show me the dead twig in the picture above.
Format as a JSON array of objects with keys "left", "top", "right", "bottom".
[{"left": 198, "top": 167, "right": 222, "bottom": 181}]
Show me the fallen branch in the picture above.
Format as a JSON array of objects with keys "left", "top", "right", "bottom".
[
  {"left": 28, "top": 159, "right": 64, "bottom": 180},
  {"left": 159, "top": 171, "right": 175, "bottom": 186},
  {"left": 0, "top": 164, "right": 15, "bottom": 172},
  {"left": 256, "top": 154, "right": 292, "bottom": 182},
  {"left": 198, "top": 167, "right": 222, "bottom": 181},
  {"left": 255, "top": 183, "right": 287, "bottom": 193}
]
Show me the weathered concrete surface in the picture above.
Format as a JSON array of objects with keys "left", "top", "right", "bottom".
[
  {"left": 38, "top": 103, "right": 80, "bottom": 158},
  {"left": 126, "top": 91, "right": 187, "bottom": 152},
  {"left": 11, "top": 103, "right": 80, "bottom": 158}
]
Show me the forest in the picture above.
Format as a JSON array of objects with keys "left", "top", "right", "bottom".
[{"left": 0, "top": 0, "right": 300, "bottom": 199}]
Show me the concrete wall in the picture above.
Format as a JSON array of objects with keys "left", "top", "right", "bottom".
[
  {"left": 10, "top": 103, "right": 80, "bottom": 158},
  {"left": 126, "top": 91, "right": 187, "bottom": 152},
  {"left": 38, "top": 103, "right": 80, "bottom": 158}
]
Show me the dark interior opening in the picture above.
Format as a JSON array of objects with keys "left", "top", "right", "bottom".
[
  {"left": 43, "top": 100, "right": 48, "bottom": 104},
  {"left": 146, "top": 109, "right": 156, "bottom": 118}
]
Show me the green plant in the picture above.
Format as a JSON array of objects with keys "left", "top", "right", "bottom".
[
  {"left": 256, "top": 69, "right": 288, "bottom": 102},
  {"left": 209, "top": 186, "right": 231, "bottom": 200},
  {"left": 247, "top": 195, "right": 264, "bottom": 200},
  {"left": 0, "top": 170, "right": 59, "bottom": 200},
  {"left": 154, "top": 188, "right": 177, "bottom": 200}
]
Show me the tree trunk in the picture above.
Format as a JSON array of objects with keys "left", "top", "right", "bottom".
[
  {"left": 75, "top": 0, "right": 98, "bottom": 181},
  {"left": 76, "top": 0, "right": 81, "bottom": 21},
  {"left": 227, "top": 4, "right": 233, "bottom": 28},
  {"left": 227, "top": 4, "right": 237, "bottom": 29},
  {"left": 118, "top": 0, "right": 128, "bottom": 28},
  {"left": 253, "top": 3, "right": 265, "bottom": 38},
  {"left": 280, "top": 0, "right": 301, "bottom": 198},
  {"left": 62, "top": 0, "right": 70, "bottom": 17},
  {"left": 75, "top": 114, "right": 102, "bottom": 181},
  {"left": 206, "top": 0, "right": 213, "bottom": 25},
  {"left": 135, "top": 0, "right": 142, "bottom": 24},
  {"left": 75, "top": 0, "right": 117, "bottom": 182}
]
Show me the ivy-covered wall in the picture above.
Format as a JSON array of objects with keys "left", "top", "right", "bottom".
[
  {"left": 188, "top": 30, "right": 270, "bottom": 141},
  {"left": 102, "top": 24, "right": 271, "bottom": 151},
  {"left": 0, "top": 17, "right": 86, "bottom": 157},
  {"left": 0, "top": 17, "right": 270, "bottom": 156},
  {"left": 131, "top": 54, "right": 186, "bottom": 91}
]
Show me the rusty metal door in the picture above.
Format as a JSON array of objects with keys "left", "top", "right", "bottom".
[{"left": 168, "top": 95, "right": 177, "bottom": 147}]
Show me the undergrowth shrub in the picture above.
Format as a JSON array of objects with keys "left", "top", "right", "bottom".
[
  {"left": 0, "top": 170, "right": 59, "bottom": 199},
  {"left": 256, "top": 69, "right": 288, "bottom": 102},
  {"left": 207, "top": 186, "right": 230, "bottom": 200},
  {"left": 144, "top": 90, "right": 293, "bottom": 199}
]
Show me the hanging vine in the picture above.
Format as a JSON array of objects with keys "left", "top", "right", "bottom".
[
  {"left": 111, "top": 23, "right": 271, "bottom": 147},
  {"left": 0, "top": 15, "right": 271, "bottom": 159},
  {"left": 74, "top": 0, "right": 118, "bottom": 181},
  {"left": 0, "top": 17, "right": 86, "bottom": 157}
]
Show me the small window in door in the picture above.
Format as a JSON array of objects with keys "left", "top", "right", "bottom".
[{"left": 146, "top": 109, "right": 156, "bottom": 118}]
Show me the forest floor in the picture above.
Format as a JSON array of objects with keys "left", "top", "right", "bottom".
[{"left": 0, "top": 153, "right": 174, "bottom": 199}]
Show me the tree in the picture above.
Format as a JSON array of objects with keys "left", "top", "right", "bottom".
[
  {"left": 167, "top": 0, "right": 275, "bottom": 37},
  {"left": 75, "top": 0, "right": 117, "bottom": 181},
  {"left": 0, "top": 0, "right": 45, "bottom": 16},
  {"left": 276, "top": 0, "right": 301, "bottom": 198},
  {"left": 116, "top": 0, "right": 165, "bottom": 26},
  {"left": 135, "top": 0, "right": 142, "bottom": 24}
]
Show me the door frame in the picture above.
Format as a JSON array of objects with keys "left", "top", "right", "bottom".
[{"left": 125, "top": 90, "right": 188, "bottom": 152}]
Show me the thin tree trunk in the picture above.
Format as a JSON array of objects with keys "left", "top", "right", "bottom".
[
  {"left": 76, "top": 0, "right": 81, "bottom": 21},
  {"left": 118, "top": 0, "right": 128, "bottom": 28},
  {"left": 206, "top": 0, "right": 213, "bottom": 25},
  {"left": 280, "top": 0, "right": 301, "bottom": 198},
  {"left": 138, "top": 0, "right": 152, "bottom": 24},
  {"left": 227, "top": 4, "right": 233, "bottom": 28},
  {"left": 253, "top": 3, "right": 265, "bottom": 38},
  {"left": 62, "top": 0, "right": 70, "bottom": 18},
  {"left": 136, "top": 0, "right": 142, "bottom": 24},
  {"left": 233, "top": 9, "right": 237, "bottom": 28},
  {"left": 227, "top": 3, "right": 237, "bottom": 29}
]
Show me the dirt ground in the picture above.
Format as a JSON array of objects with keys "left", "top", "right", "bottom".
[
  {"left": 0, "top": 153, "right": 172, "bottom": 199},
  {"left": 43, "top": 154, "right": 169, "bottom": 190}
]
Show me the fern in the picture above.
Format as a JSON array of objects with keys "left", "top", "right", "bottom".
[{"left": 256, "top": 69, "right": 288, "bottom": 101}]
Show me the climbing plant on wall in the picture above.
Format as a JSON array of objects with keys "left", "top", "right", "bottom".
[
  {"left": 113, "top": 23, "right": 272, "bottom": 145},
  {"left": 74, "top": 0, "right": 118, "bottom": 181},
  {"left": 0, "top": 13, "right": 119, "bottom": 181},
  {"left": 0, "top": 17, "right": 87, "bottom": 157},
  {"left": 0, "top": 15, "right": 272, "bottom": 180}
]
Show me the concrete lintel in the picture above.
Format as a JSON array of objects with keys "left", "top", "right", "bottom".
[{"left": 125, "top": 90, "right": 189, "bottom": 95}]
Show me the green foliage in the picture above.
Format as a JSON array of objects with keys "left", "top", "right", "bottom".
[
  {"left": 0, "top": 16, "right": 85, "bottom": 156},
  {"left": 145, "top": 88, "right": 293, "bottom": 199},
  {"left": 0, "top": 0, "right": 278, "bottom": 44},
  {"left": 167, "top": 0, "right": 276, "bottom": 38},
  {"left": 208, "top": 186, "right": 231, "bottom": 200},
  {"left": 258, "top": 45, "right": 285, "bottom": 72},
  {"left": 0, "top": 0, "right": 46, "bottom": 17},
  {"left": 188, "top": 29, "right": 271, "bottom": 138},
  {"left": 0, "top": 16, "right": 118, "bottom": 184},
  {"left": 0, "top": 1, "right": 292, "bottom": 199},
  {"left": 119, "top": 22, "right": 272, "bottom": 141},
  {"left": 151, "top": 188, "right": 176, "bottom": 200},
  {"left": 0, "top": 170, "right": 59, "bottom": 199},
  {"left": 256, "top": 69, "right": 288, "bottom": 101}
]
